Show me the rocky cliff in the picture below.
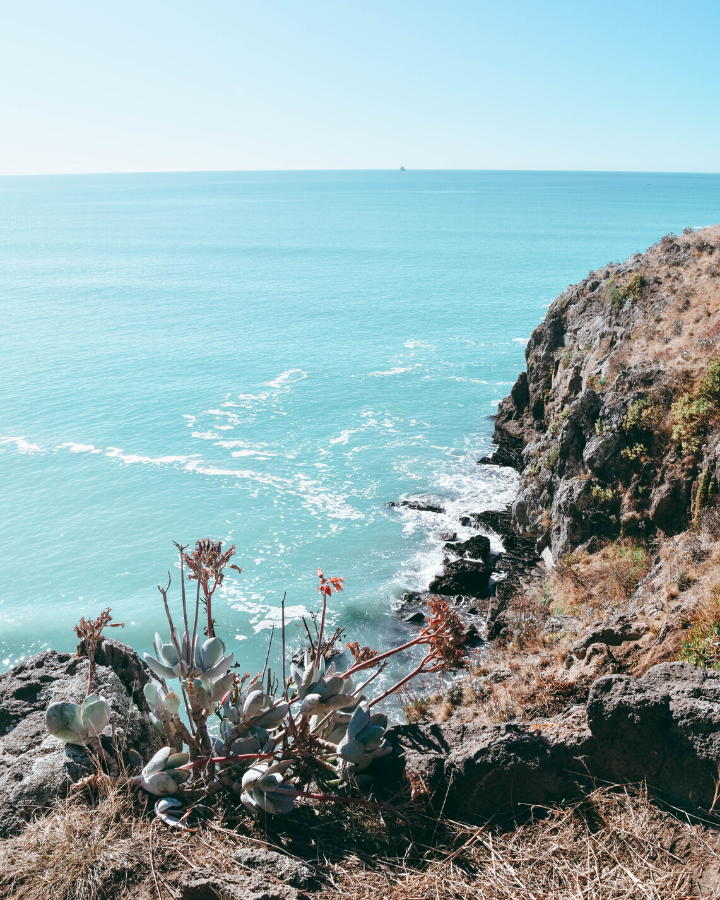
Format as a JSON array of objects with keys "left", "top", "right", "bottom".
[{"left": 493, "top": 225, "right": 720, "bottom": 559}]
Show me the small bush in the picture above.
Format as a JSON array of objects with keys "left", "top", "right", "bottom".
[
  {"left": 611, "top": 542, "right": 648, "bottom": 597},
  {"left": 622, "top": 397, "right": 662, "bottom": 433},
  {"left": 403, "top": 695, "right": 434, "bottom": 723},
  {"left": 561, "top": 347, "right": 574, "bottom": 367},
  {"left": 545, "top": 444, "right": 559, "bottom": 468},
  {"left": 673, "top": 570, "right": 694, "bottom": 592},
  {"left": 694, "top": 468, "right": 718, "bottom": 528},
  {"left": 671, "top": 393, "right": 712, "bottom": 453},
  {"left": 594, "top": 418, "right": 607, "bottom": 434},
  {"left": 548, "top": 407, "right": 571, "bottom": 436},
  {"left": 620, "top": 442, "right": 648, "bottom": 462},
  {"left": 591, "top": 484, "right": 615, "bottom": 504},
  {"left": 700, "top": 355, "right": 720, "bottom": 401},
  {"left": 678, "top": 585, "right": 720, "bottom": 669},
  {"left": 608, "top": 273, "right": 644, "bottom": 308}
]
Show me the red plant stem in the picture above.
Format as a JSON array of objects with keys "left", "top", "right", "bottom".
[
  {"left": 367, "top": 656, "right": 433, "bottom": 708},
  {"left": 297, "top": 790, "right": 408, "bottom": 821},
  {"left": 178, "top": 752, "right": 277, "bottom": 771},
  {"left": 315, "top": 592, "right": 328, "bottom": 668},
  {"left": 343, "top": 632, "right": 432, "bottom": 679}
]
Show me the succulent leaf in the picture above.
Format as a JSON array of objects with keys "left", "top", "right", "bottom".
[{"left": 45, "top": 701, "right": 87, "bottom": 743}]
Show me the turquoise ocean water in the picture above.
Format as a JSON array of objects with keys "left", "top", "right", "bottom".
[{"left": 2, "top": 170, "right": 719, "bottom": 685}]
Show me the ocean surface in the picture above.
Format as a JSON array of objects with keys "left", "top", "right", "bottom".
[{"left": 2, "top": 170, "right": 720, "bottom": 690}]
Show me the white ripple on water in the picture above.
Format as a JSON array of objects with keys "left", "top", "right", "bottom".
[
  {"left": 105, "top": 447, "right": 199, "bottom": 466},
  {"left": 0, "top": 435, "right": 43, "bottom": 453},
  {"left": 56, "top": 442, "right": 103, "bottom": 454},
  {"left": 392, "top": 450, "right": 519, "bottom": 596}
]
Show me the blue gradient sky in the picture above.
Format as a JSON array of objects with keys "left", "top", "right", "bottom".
[{"left": 1, "top": 0, "right": 719, "bottom": 175}]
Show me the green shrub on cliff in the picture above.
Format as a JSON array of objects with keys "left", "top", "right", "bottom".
[
  {"left": 608, "top": 273, "right": 644, "bottom": 309},
  {"left": 678, "top": 585, "right": 720, "bottom": 670},
  {"left": 671, "top": 394, "right": 712, "bottom": 453},
  {"left": 591, "top": 484, "right": 615, "bottom": 504},
  {"left": 693, "top": 468, "right": 717, "bottom": 528},
  {"left": 670, "top": 355, "right": 720, "bottom": 454},
  {"left": 548, "top": 407, "right": 571, "bottom": 436}
]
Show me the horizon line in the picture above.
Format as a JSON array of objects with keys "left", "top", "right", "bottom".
[{"left": 2, "top": 166, "right": 720, "bottom": 179}]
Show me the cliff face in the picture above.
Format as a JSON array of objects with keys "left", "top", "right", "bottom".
[{"left": 493, "top": 226, "right": 720, "bottom": 560}]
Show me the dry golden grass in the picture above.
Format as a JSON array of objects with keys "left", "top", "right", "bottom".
[
  {"left": 3, "top": 777, "right": 719, "bottom": 900},
  {"left": 549, "top": 541, "right": 650, "bottom": 621},
  {"left": 321, "top": 786, "right": 720, "bottom": 900}
]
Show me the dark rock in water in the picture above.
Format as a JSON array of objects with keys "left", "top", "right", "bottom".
[
  {"left": 388, "top": 499, "right": 445, "bottom": 514},
  {"left": 448, "top": 533, "right": 492, "bottom": 562},
  {"left": 433, "top": 531, "right": 457, "bottom": 541},
  {"left": 379, "top": 662, "right": 720, "bottom": 821},
  {"left": 477, "top": 455, "right": 500, "bottom": 465},
  {"left": 233, "top": 847, "right": 319, "bottom": 890},
  {"left": 429, "top": 558, "right": 493, "bottom": 597},
  {"left": 403, "top": 609, "right": 427, "bottom": 624},
  {"left": 178, "top": 868, "right": 308, "bottom": 900},
  {"left": 460, "top": 509, "right": 514, "bottom": 540},
  {"left": 0, "top": 646, "right": 161, "bottom": 837}
]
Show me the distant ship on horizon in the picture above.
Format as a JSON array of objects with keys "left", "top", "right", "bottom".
[{"left": 399, "top": 166, "right": 406, "bottom": 171}]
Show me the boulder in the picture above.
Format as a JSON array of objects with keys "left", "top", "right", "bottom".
[
  {"left": 388, "top": 499, "right": 445, "bottom": 514},
  {"left": 571, "top": 614, "right": 650, "bottom": 659},
  {"left": 381, "top": 708, "right": 592, "bottom": 822},
  {"left": 587, "top": 662, "right": 720, "bottom": 806},
  {"left": 381, "top": 662, "right": 720, "bottom": 821},
  {"left": 233, "top": 847, "right": 319, "bottom": 890},
  {"left": 429, "top": 558, "right": 493, "bottom": 597},
  {"left": 0, "top": 648, "right": 161, "bottom": 837},
  {"left": 447, "top": 533, "right": 492, "bottom": 562}
]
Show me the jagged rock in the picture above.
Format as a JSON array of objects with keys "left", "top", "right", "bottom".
[
  {"left": 233, "top": 847, "right": 318, "bottom": 890},
  {"left": 571, "top": 614, "right": 650, "bottom": 659},
  {"left": 429, "top": 558, "right": 493, "bottom": 597},
  {"left": 380, "top": 708, "right": 592, "bottom": 821},
  {"left": 446, "top": 533, "right": 492, "bottom": 562},
  {"left": 649, "top": 477, "right": 691, "bottom": 532},
  {"left": 388, "top": 499, "right": 445, "bottom": 514},
  {"left": 586, "top": 662, "right": 720, "bottom": 804},
  {"left": 381, "top": 662, "right": 720, "bottom": 821},
  {"left": 490, "top": 228, "right": 720, "bottom": 556},
  {"left": 583, "top": 430, "right": 621, "bottom": 473},
  {"left": 433, "top": 531, "right": 457, "bottom": 541},
  {"left": 178, "top": 868, "right": 309, "bottom": 900},
  {"left": 0, "top": 648, "right": 161, "bottom": 837},
  {"left": 79, "top": 636, "right": 154, "bottom": 708}
]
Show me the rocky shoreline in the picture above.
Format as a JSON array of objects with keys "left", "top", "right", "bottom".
[{"left": 5, "top": 225, "right": 720, "bottom": 897}]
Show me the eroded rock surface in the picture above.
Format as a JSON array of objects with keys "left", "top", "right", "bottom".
[
  {"left": 382, "top": 661, "right": 720, "bottom": 820},
  {"left": 0, "top": 645, "right": 161, "bottom": 836}
]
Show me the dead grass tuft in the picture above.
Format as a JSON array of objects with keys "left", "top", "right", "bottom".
[
  {"left": 2, "top": 769, "right": 719, "bottom": 900},
  {"left": 323, "top": 785, "right": 719, "bottom": 900},
  {"left": 0, "top": 780, "right": 146, "bottom": 900}
]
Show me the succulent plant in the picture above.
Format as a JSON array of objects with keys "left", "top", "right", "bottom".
[
  {"left": 154, "top": 797, "right": 188, "bottom": 829},
  {"left": 335, "top": 702, "right": 392, "bottom": 778},
  {"left": 144, "top": 631, "right": 234, "bottom": 684},
  {"left": 216, "top": 686, "right": 289, "bottom": 755},
  {"left": 292, "top": 652, "right": 359, "bottom": 719},
  {"left": 45, "top": 694, "right": 112, "bottom": 744},
  {"left": 138, "top": 746, "right": 191, "bottom": 795},
  {"left": 241, "top": 759, "right": 298, "bottom": 815},
  {"left": 144, "top": 680, "right": 182, "bottom": 736}
]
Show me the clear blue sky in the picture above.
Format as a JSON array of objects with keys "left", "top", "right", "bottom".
[{"left": 1, "top": 0, "right": 719, "bottom": 175}]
